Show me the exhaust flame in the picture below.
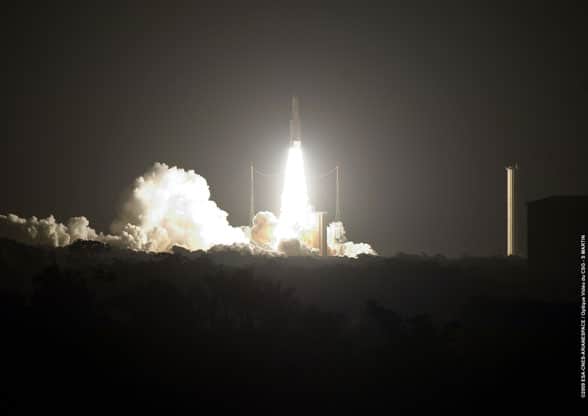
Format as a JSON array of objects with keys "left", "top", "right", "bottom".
[{"left": 275, "top": 141, "right": 314, "bottom": 242}]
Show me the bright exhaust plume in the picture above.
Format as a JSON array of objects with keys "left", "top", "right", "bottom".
[{"left": 276, "top": 141, "right": 314, "bottom": 242}]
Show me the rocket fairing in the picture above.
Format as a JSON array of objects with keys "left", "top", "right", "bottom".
[{"left": 289, "top": 96, "right": 301, "bottom": 145}]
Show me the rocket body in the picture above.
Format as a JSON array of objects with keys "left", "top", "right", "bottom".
[{"left": 289, "top": 96, "right": 301, "bottom": 145}]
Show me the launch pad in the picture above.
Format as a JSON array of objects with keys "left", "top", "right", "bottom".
[{"left": 249, "top": 96, "right": 340, "bottom": 256}]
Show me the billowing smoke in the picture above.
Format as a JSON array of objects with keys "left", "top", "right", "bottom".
[
  {"left": 277, "top": 238, "right": 315, "bottom": 256},
  {"left": 0, "top": 162, "right": 376, "bottom": 258},
  {"left": 250, "top": 211, "right": 278, "bottom": 250},
  {"left": 110, "top": 163, "right": 246, "bottom": 251},
  {"left": 0, "top": 163, "right": 246, "bottom": 252},
  {"left": 328, "top": 221, "right": 377, "bottom": 258},
  {"left": 0, "top": 214, "right": 98, "bottom": 247}
]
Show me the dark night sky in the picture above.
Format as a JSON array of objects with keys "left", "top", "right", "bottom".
[{"left": 4, "top": 3, "right": 587, "bottom": 256}]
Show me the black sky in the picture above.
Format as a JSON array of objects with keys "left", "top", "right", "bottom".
[{"left": 4, "top": 3, "right": 587, "bottom": 256}]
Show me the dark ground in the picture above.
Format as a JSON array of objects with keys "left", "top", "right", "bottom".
[{"left": 0, "top": 239, "right": 580, "bottom": 410}]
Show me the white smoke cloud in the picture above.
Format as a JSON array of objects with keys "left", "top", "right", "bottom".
[
  {"left": 250, "top": 211, "right": 278, "bottom": 250},
  {"left": 0, "top": 163, "right": 376, "bottom": 259},
  {"left": 0, "top": 214, "right": 98, "bottom": 247},
  {"left": 327, "top": 221, "right": 377, "bottom": 258},
  {"left": 0, "top": 163, "right": 246, "bottom": 252},
  {"left": 109, "top": 163, "right": 247, "bottom": 251},
  {"left": 66, "top": 216, "right": 99, "bottom": 242}
]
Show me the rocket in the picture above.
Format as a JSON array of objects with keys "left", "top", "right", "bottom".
[{"left": 289, "top": 96, "right": 301, "bottom": 145}]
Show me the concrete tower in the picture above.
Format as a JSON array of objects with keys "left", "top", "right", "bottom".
[
  {"left": 316, "top": 211, "right": 328, "bottom": 256},
  {"left": 506, "top": 164, "right": 518, "bottom": 256}
]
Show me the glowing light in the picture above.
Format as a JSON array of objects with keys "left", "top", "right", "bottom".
[
  {"left": 276, "top": 141, "right": 315, "bottom": 242},
  {"left": 111, "top": 163, "right": 247, "bottom": 251}
]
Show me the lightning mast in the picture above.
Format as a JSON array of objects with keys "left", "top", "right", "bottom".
[
  {"left": 335, "top": 165, "right": 341, "bottom": 222},
  {"left": 250, "top": 164, "right": 255, "bottom": 225}
]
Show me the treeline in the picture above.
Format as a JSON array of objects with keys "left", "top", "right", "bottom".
[{"left": 0, "top": 240, "right": 579, "bottom": 409}]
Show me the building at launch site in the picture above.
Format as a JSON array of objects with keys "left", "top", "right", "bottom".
[{"left": 527, "top": 195, "right": 588, "bottom": 279}]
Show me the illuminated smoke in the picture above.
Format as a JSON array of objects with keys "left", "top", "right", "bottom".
[
  {"left": 250, "top": 211, "right": 278, "bottom": 250},
  {"left": 277, "top": 238, "right": 314, "bottom": 256},
  {"left": 327, "top": 221, "right": 377, "bottom": 258},
  {"left": 110, "top": 163, "right": 247, "bottom": 251},
  {"left": 0, "top": 163, "right": 246, "bottom": 252},
  {"left": 272, "top": 142, "right": 376, "bottom": 258},
  {"left": 0, "top": 214, "right": 98, "bottom": 247},
  {"left": 0, "top": 162, "right": 376, "bottom": 258}
]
